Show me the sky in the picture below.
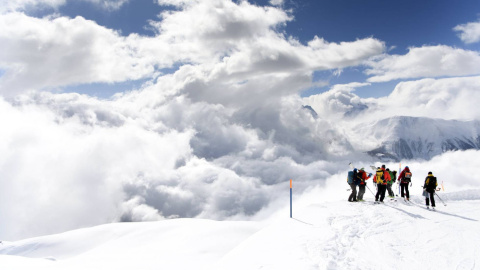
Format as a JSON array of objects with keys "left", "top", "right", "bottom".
[{"left": 1, "top": 0, "right": 480, "bottom": 242}]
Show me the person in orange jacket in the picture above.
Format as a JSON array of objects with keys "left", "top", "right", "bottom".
[
  {"left": 356, "top": 168, "right": 372, "bottom": 201},
  {"left": 374, "top": 164, "right": 391, "bottom": 202},
  {"left": 398, "top": 166, "right": 412, "bottom": 201}
]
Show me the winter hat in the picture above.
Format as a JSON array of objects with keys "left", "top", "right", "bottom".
[
  {"left": 428, "top": 171, "right": 432, "bottom": 174},
  {"left": 360, "top": 168, "right": 364, "bottom": 171}
]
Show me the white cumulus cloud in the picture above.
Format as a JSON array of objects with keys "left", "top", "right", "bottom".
[
  {"left": 0, "top": 13, "right": 161, "bottom": 95},
  {"left": 454, "top": 19, "right": 480, "bottom": 44},
  {"left": 365, "top": 45, "right": 480, "bottom": 82}
]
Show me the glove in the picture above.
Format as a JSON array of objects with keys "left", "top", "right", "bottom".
[{"left": 368, "top": 173, "right": 372, "bottom": 177}]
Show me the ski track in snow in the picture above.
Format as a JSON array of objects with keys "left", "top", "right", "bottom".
[{"left": 295, "top": 195, "right": 480, "bottom": 270}]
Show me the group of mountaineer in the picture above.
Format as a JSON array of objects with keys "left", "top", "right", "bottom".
[{"left": 347, "top": 164, "right": 440, "bottom": 209}]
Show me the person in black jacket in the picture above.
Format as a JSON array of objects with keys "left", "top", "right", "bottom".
[
  {"left": 348, "top": 168, "right": 358, "bottom": 202},
  {"left": 423, "top": 171, "right": 438, "bottom": 209}
]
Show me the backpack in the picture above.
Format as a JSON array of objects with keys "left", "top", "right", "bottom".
[
  {"left": 403, "top": 171, "right": 412, "bottom": 183},
  {"left": 376, "top": 169, "right": 384, "bottom": 184},
  {"left": 353, "top": 171, "right": 362, "bottom": 186},
  {"left": 347, "top": 171, "right": 354, "bottom": 184},
  {"left": 387, "top": 171, "right": 394, "bottom": 185},
  {"left": 426, "top": 176, "right": 437, "bottom": 189}
]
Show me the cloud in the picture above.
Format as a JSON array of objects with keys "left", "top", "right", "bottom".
[
  {"left": 0, "top": 0, "right": 66, "bottom": 13},
  {"left": 0, "top": 0, "right": 384, "bottom": 97},
  {"left": 454, "top": 20, "right": 480, "bottom": 44},
  {"left": 306, "top": 75, "right": 480, "bottom": 123},
  {"left": 269, "top": 0, "right": 284, "bottom": 6},
  {"left": 365, "top": 45, "right": 480, "bottom": 82},
  {"left": 84, "top": 0, "right": 130, "bottom": 10},
  {"left": 152, "top": 0, "right": 293, "bottom": 62},
  {"left": 0, "top": 13, "right": 160, "bottom": 95},
  {"left": 302, "top": 82, "right": 371, "bottom": 121},
  {"left": 0, "top": 0, "right": 130, "bottom": 13},
  {"left": 384, "top": 76, "right": 480, "bottom": 120},
  {"left": 0, "top": 92, "right": 195, "bottom": 239},
  {"left": 0, "top": 83, "right": 359, "bottom": 240}
]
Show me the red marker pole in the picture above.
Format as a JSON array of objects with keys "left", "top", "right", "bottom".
[{"left": 290, "top": 179, "right": 293, "bottom": 218}]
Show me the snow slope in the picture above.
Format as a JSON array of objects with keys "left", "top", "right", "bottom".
[{"left": 2, "top": 177, "right": 479, "bottom": 270}]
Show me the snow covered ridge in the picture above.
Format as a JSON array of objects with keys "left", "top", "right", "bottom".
[
  {"left": 357, "top": 116, "right": 480, "bottom": 161},
  {"left": 1, "top": 189, "right": 480, "bottom": 270}
]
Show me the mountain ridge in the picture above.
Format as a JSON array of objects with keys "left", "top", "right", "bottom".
[{"left": 358, "top": 116, "right": 480, "bottom": 160}]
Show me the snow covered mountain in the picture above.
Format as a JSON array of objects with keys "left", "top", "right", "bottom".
[{"left": 357, "top": 116, "right": 480, "bottom": 160}]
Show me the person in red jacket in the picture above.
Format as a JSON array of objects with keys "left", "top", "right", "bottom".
[
  {"left": 356, "top": 168, "right": 372, "bottom": 201},
  {"left": 398, "top": 166, "right": 412, "bottom": 201},
  {"left": 374, "top": 164, "right": 391, "bottom": 202}
]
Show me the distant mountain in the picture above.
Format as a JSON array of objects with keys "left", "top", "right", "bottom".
[{"left": 358, "top": 116, "right": 480, "bottom": 161}]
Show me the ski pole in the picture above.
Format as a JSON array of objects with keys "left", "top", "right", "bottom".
[
  {"left": 434, "top": 192, "right": 447, "bottom": 206},
  {"left": 366, "top": 184, "right": 376, "bottom": 197}
]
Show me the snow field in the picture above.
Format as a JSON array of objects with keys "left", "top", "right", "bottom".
[
  {"left": 1, "top": 162, "right": 480, "bottom": 270},
  {"left": 1, "top": 191, "right": 479, "bottom": 270}
]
